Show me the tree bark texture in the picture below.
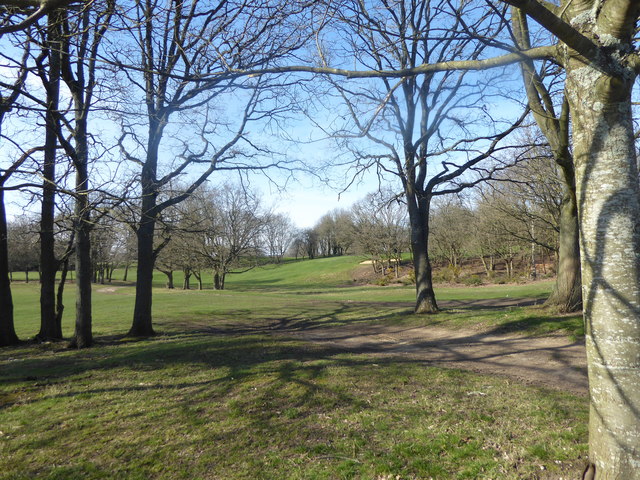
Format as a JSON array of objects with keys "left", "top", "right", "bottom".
[
  {"left": 130, "top": 212, "right": 156, "bottom": 336},
  {"left": 408, "top": 195, "right": 438, "bottom": 314},
  {"left": 567, "top": 58, "right": 640, "bottom": 476}
]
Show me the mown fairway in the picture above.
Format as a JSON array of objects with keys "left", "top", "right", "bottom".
[{"left": 1, "top": 257, "right": 587, "bottom": 479}]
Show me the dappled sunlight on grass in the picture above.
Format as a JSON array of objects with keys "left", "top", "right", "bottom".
[
  {"left": 0, "top": 330, "right": 587, "bottom": 479},
  {"left": 2, "top": 257, "right": 588, "bottom": 479}
]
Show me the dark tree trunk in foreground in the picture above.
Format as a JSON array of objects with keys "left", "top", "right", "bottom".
[
  {"left": 0, "top": 189, "right": 18, "bottom": 346},
  {"left": 38, "top": 11, "right": 63, "bottom": 341},
  {"left": 129, "top": 203, "right": 157, "bottom": 337},
  {"left": 408, "top": 194, "right": 438, "bottom": 313}
]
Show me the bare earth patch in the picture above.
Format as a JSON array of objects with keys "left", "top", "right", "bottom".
[
  {"left": 95, "top": 286, "right": 125, "bottom": 293},
  {"left": 287, "top": 298, "right": 588, "bottom": 395}
]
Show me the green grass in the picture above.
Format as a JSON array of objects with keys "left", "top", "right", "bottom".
[
  {"left": 2, "top": 256, "right": 588, "bottom": 479},
  {"left": 0, "top": 334, "right": 587, "bottom": 479}
]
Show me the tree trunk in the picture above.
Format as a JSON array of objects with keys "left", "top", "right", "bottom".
[
  {"left": 129, "top": 112, "right": 163, "bottom": 337},
  {"left": 54, "top": 256, "right": 69, "bottom": 333},
  {"left": 123, "top": 264, "right": 129, "bottom": 282},
  {"left": 567, "top": 60, "right": 640, "bottom": 477},
  {"left": 545, "top": 188, "right": 582, "bottom": 313},
  {"left": 72, "top": 217, "right": 92, "bottom": 347},
  {"left": 0, "top": 188, "right": 19, "bottom": 346},
  {"left": 193, "top": 270, "right": 202, "bottom": 290},
  {"left": 38, "top": 12, "right": 62, "bottom": 341},
  {"left": 214, "top": 271, "right": 225, "bottom": 290},
  {"left": 408, "top": 196, "right": 438, "bottom": 313},
  {"left": 129, "top": 214, "right": 156, "bottom": 336},
  {"left": 164, "top": 270, "right": 174, "bottom": 289},
  {"left": 69, "top": 90, "right": 93, "bottom": 348}
]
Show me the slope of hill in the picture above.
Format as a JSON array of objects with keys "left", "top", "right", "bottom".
[{"left": 225, "top": 255, "right": 368, "bottom": 291}]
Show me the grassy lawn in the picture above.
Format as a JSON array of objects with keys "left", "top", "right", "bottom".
[{"left": 1, "top": 256, "right": 588, "bottom": 479}]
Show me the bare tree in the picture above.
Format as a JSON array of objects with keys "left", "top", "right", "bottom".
[
  {"left": 313, "top": 209, "right": 353, "bottom": 257},
  {"left": 430, "top": 199, "right": 475, "bottom": 277},
  {"left": 484, "top": 148, "right": 564, "bottom": 274},
  {"left": 510, "top": 12, "right": 582, "bottom": 312},
  {"left": 34, "top": 8, "right": 63, "bottom": 341},
  {"left": 56, "top": 0, "right": 115, "bottom": 348},
  {"left": 352, "top": 190, "right": 409, "bottom": 278},
  {"left": 109, "top": 0, "right": 312, "bottom": 336},
  {"left": 315, "top": 0, "right": 524, "bottom": 313},
  {"left": 192, "top": 184, "right": 265, "bottom": 290},
  {"left": 240, "top": 2, "right": 640, "bottom": 468},
  {"left": 7, "top": 216, "right": 40, "bottom": 282},
  {"left": 262, "top": 212, "right": 295, "bottom": 263}
]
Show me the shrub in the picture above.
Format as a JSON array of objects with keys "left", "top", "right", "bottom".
[{"left": 462, "top": 275, "right": 483, "bottom": 286}]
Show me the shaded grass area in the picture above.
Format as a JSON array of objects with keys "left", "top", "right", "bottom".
[
  {"left": 1, "top": 331, "right": 587, "bottom": 479},
  {"left": 3, "top": 256, "right": 588, "bottom": 478}
]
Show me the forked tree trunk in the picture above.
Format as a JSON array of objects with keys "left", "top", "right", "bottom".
[
  {"left": 193, "top": 270, "right": 202, "bottom": 290},
  {"left": 567, "top": 61, "right": 640, "bottom": 477}
]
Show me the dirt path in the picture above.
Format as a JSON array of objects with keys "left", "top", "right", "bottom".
[{"left": 287, "top": 298, "right": 588, "bottom": 395}]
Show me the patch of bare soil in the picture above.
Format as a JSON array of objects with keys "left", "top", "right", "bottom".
[
  {"left": 287, "top": 298, "right": 587, "bottom": 395},
  {"left": 95, "top": 286, "right": 124, "bottom": 293}
]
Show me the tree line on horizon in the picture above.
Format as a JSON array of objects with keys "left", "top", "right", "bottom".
[{"left": 5, "top": 149, "right": 566, "bottom": 292}]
